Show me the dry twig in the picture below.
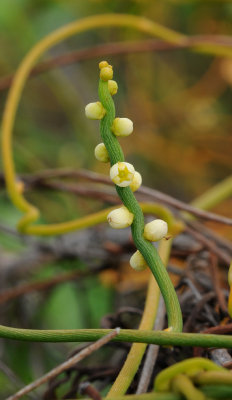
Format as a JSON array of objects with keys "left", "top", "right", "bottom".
[{"left": 6, "top": 329, "right": 120, "bottom": 400}]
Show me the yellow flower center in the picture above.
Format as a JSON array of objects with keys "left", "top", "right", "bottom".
[{"left": 118, "top": 162, "right": 133, "bottom": 182}]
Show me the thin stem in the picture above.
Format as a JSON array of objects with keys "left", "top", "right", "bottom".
[
  {"left": 99, "top": 79, "right": 183, "bottom": 333},
  {"left": 1, "top": 327, "right": 232, "bottom": 349},
  {"left": 107, "top": 242, "right": 169, "bottom": 398}
]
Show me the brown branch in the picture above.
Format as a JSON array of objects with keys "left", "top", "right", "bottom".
[
  {"left": 210, "top": 252, "right": 227, "bottom": 313},
  {"left": 6, "top": 329, "right": 120, "bottom": 400},
  {"left": 183, "top": 291, "right": 216, "bottom": 332},
  {"left": 1, "top": 168, "right": 231, "bottom": 225},
  {"left": 0, "top": 266, "right": 105, "bottom": 305},
  {"left": 16, "top": 168, "right": 232, "bottom": 226},
  {"left": 79, "top": 382, "right": 102, "bottom": 400},
  {"left": 1, "top": 34, "right": 232, "bottom": 91},
  {"left": 185, "top": 225, "right": 231, "bottom": 265},
  {"left": 37, "top": 180, "right": 119, "bottom": 204},
  {"left": 187, "top": 220, "right": 232, "bottom": 254}
]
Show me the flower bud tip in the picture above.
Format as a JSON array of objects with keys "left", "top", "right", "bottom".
[
  {"left": 85, "top": 102, "right": 106, "bottom": 120},
  {"left": 112, "top": 118, "right": 133, "bottom": 137},
  {"left": 130, "top": 250, "right": 147, "bottom": 271},
  {"left": 107, "top": 206, "right": 134, "bottom": 229},
  {"left": 94, "top": 143, "right": 109, "bottom": 163},
  {"left": 144, "top": 219, "right": 168, "bottom": 242}
]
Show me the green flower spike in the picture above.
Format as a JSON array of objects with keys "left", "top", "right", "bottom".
[{"left": 86, "top": 60, "right": 183, "bottom": 333}]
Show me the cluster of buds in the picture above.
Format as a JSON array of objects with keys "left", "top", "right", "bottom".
[
  {"left": 85, "top": 61, "right": 140, "bottom": 188},
  {"left": 85, "top": 60, "right": 168, "bottom": 273},
  {"left": 130, "top": 219, "right": 168, "bottom": 271}
]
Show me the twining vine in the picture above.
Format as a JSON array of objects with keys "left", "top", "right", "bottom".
[{"left": 86, "top": 61, "right": 183, "bottom": 332}]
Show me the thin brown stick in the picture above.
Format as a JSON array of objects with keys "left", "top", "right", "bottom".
[
  {"left": 6, "top": 329, "right": 120, "bottom": 400},
  {"left": 80, "top": 382, "right": 102, "bottom": 400},
  {"left": 210, "top": 253, "right": 227, "bottom": 313},
  {"left": 185, "top": 225, "right": 231, "bottom": 265},
  {"left": 1, "top": 34, "right": 232, "bottom": 91},
  {"left": 187, "top": 220, "right": 232, "bottom": 254},
  {"left": 1, "top": 168, "right": 231, "bottom": 225},
  {"left": 28, "top": 169, "right": 232, "bottom": 225},
  {"left": 136, "top": 297, "right": 166, "bottom": 394},
  {"left": 183, "top": 291, "right": 216, "bottom": 332},
  {"left": 0, "top": 267, "right": 104, "bottom": 305},
  {"left": 0, "top": 39, "right": 181, "bottom": 91},
  {"left": 35, "top": 180, "right": 119, "bottom": 204},
  {"left": 203, "top": 324, "right": 232, "bottom": 335}
]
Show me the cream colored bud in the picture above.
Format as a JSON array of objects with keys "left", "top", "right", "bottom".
[
  {"left": 111, "top": 118, "right": 133, "bottom": 137},
  {"left": 85, "top": 102, "right": 106, "bottom": 120},
  {"left": 144, "top": 219, "right": 168, "bottom": 242},
  {"left": 99, "top": 61, "right": 109, "bottom": 69},
  {"left": 130, "top": 250, "right": 147, "bottom": 271},
  {"left": 94, "top": 143, "right": 109, "bottom": 163},
  {"left": 100, "top": 66, "right": 113, "bottom": 81},
  {"left": 108, "top": 80, "right": 118, "bottom": 95},
  {"left": 107, "top": 206, "right": 134, "bottom": 229},
  {"left": 130, "top": 171, "right": 142, "bottom": 192},
  {"left": 110, "top": 162, "right": 135, "bottom": 187}
]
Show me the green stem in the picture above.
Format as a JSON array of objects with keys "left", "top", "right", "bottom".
[
  {"left": 201, "top": 384, "right": 232, "bottom": 399},
  {"left": 1, "top": 327, "right": 232, "bottom": 348},
  {"left": 107, "top": 240, "right": 170, "bottom": 398},
  {"left": 99, "top": 79, "right": 182, "bottom": 333}
]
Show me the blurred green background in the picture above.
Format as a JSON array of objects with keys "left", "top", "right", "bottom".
[{"left": 0, "top": 0, "right": 232, "bottom": 397}]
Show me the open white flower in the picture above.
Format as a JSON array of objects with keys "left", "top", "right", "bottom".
[
  {"left": 130, "top": 171, "right": 142, "bottom": 192},
  {"left": 111, "top": 118, "right": 133, "bottom": 137},
  {"left": 144, "top": 219, "right": 168, "bottom": 242},
  {"left": 110, "top": 162, "right": 135, "bottom": 187},
  {"left": 130, "top": 250, "right": 147, "bottom": 271},
  {"left": 85, "top": 102, "right": 106, "bottom": 120},
  {"left": 107, "top": 206, "right": 134, "bottom": 229},
  {"left": 94, "top": 143, "right": 109, "bottom": 163}
]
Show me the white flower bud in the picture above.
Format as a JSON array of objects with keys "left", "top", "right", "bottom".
[
  {"left": 144, "top": 219, "right": 168, "bottom": 242},
  {"left": 85, "top": 102, "right": 106, "bottom": 120},
  {"left": 110, "top": 162, "right": 135, "bottom": 187},
  {"left": 111, "top": 118, "right": 133, "bottom": 137},
  {"left": 108, "top": 80, "right": 118, "bottom": 95},
  {"left": 130, "top": 171, "right": 142, "bottom": 192},
  {"left": 130, "top": 250, "right": 147, "bottom": 271},
  {"left": 94, "top": 143, "right": 109, "bottom": 163},
  {"left": 107, "top": 206, "right": 134, "bottom": 229}
]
